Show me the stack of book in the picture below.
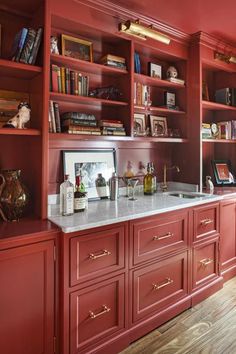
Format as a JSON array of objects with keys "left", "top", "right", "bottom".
[
  {"left": 99, "top": 119, "right": 126, "bottom": 136},
  {"left": 134, "top": 83, "right": 151, "bottom": 106},
  {"left": 51, "top": 65, "right": 89, "bottom": 96},
  {"left": 99, "top": 54, "right": 126, "bottom": 70},
  {"left": 11, "top": 27, "right": 43, "bottom": 65},
  {"left": 166, "top": 77, "right": 185, "bottom": 85},
  {"left": 61, "top": 112, "right": 101, "bottom": 135}
]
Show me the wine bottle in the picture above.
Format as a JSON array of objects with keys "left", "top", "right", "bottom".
[
  {"left": 143, "top": 162, "right": 155, "bottom": 195},
  {"left": 74, "top": 174, "right": 87, "bottom": 212},
  {"left": 60, "top": 174, "right": 74, "bottom": 216}
]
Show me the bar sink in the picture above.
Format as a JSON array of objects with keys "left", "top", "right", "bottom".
[{"left": 167, "top": 192, "right": 207, "bottom": 199}]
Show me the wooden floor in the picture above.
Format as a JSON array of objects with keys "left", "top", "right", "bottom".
[{"left": 121, "top": 278, "right": 236, "bottom": 354}]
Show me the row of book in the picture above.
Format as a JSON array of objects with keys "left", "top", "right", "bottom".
[
  {"left": 11, "top": 27, "right": 43, "bottom": 65},
  {"left": 202, "top": 121, "right": 236, "bottom": 140},
  {"left": 134, "top": 82, "right": 151, "bottom": 106},
  {"left": 48, "top": 103, "right": 126, "bottom": 136},
  {"left": 51, "top": 65, "right": 89, "bottom": 96},
  {"left": 99, "top": 54, "right": 127, "bottom": 70}
]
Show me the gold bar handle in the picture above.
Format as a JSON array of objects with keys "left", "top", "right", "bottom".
[
  {"left": 200, "top": 218, "right": 213, "bottom": 226},
  {"left": 153, "top": 277, "right": 173, "bottom": 290},
  {"left": 200, "top": 258, "right": 213, "bottom": 267},
  {"left": 89, "top": 305, "right": 111, "bottom": 319},
  {"left": 89, "top": 249, "right": 111, "bottom": 260},
  {"left": 153, "top": 232, "right": 173, "bottom": 241}
]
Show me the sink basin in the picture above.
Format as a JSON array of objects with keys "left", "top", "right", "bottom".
[{"left": 168, "top": 192, "right": 207, "bottom": 199}]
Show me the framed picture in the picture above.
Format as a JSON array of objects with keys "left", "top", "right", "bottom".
[
  {"left": 61, "top": 34, "right": 93, "bottom": 62},
  {"left": 211, "top": 160, "right": 235, "bottom": 185},
  {"left": 148, "top": 62, "right": 162, "bottom": 79},
  {"left": 202, "top": 81, "right": 209, "bottom": 101},
  {"left": 149, "top": 115, "right": 168, "bottom": 136},
  {"left": 63, "top": 149, "right": 116, "bottom": 199},
  {"left": 164, "top": 91, "right": 176, "bottom": 107},
  {"left": 134, "top": 113, "right": 146, "bottom": 136}
]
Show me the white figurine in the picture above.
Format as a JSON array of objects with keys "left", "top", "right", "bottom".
[
  {"left": 166, "top": 66, "right": 178, "bottom": 78},
  {"left": 50, "top": 36, "right": 59, "bottom": 54},
  {"left": 5, "top": 102, "right": 31, "bottom": 129},
  {"left": 206, "top": 175, "right": 214, "bottom": 193}
]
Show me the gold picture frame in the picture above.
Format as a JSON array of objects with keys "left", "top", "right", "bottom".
[
  {"left": 61, "top": 34, "right": 93, "bottom": 62},
  {"left": 149, "top": 115, "right": 168, "bottom": 136}
]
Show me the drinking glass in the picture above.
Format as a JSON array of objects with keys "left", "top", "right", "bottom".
[{"left": 128, "top": 178, "right": 139, "bottom": 201}]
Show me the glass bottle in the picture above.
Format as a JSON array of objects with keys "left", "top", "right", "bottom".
[
  {"left": 95, "top": 173, "right": 108, "bottom": 199},
  {"left": 60, "top": 174, "right": 74, "bottom": 216},
  {"left": 74, "top": 174, "right": 87, "bottom": 212},
  {"left": 143, "top": 162, "right": 155, "bottom": 195},
  {"left": 150, "top": 162, "right": 157, "bottom": 193}
]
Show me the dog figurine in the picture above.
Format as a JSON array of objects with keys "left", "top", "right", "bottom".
[{"left": 4, "top": 102, "right": 31, "bottom": 129}]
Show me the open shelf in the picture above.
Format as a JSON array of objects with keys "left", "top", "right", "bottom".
[
  {"left": 51, "top": 54, "right": 128, "bottom": 76},
  {"left": 0, "top": 128, "right": 41, "bottom": 136},
  {"left": 50, "top": 92, "right": 128, "bottom": 107},
  {"left": 0, "top": 58, "right": 42, "bottom": 79},
  {"left": 134, "top": 73, "right": 185, "bottom": 89},
  {"left": 202, "top": 100, "right": 236, "bottom": 111},
  {"left": 134, "top": 105, "right": 186, "bottom": 115}
]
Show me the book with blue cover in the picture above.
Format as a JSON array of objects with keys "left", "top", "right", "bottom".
[{"left": 11, "top": 28, "right": 28, "bottom": 62}]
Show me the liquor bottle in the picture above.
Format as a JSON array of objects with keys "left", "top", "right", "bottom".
[
  {"left": 74, "top": 174, "right": 87, "bottom": 212},
  {"left": 60, "top": 174, "right": 74, "bottom": 216},
  {"left": 143, "top": 162, "right": 155, "bottom": 195},
  {"left": 95, "top": 173, "right": 108, "bottom": 199}
]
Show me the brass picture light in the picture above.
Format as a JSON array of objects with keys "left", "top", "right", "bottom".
[
  {"left": 214, "top": 51, "right": 236, "bottom": 64},
  {"left": 119, "top": 20, "right": 170, "bottom": 45}
]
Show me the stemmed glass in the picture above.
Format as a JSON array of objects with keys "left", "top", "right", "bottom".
[{"left": 128, "top": 178, "right": 139, "bottom": 201}]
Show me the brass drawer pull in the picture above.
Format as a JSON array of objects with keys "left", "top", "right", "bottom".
[
  {"left": 200, "top": 258, "right": 213, "bottom": 267},
  {"left": 200, "top": 218, "right": 213, "bottom": 226},
  {"left": 153, "top": 232, "right": 173, "bottom": 241},
  {"left": 89, "top": 249, "right": 111, "bottom": 260},
  {"left": 89, "top": 305, "right": 111, "bottom": 319},
  {"left": 153, "top": 277, "right": 173, "bottom": 290}
]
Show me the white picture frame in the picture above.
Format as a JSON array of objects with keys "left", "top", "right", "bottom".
[
  {"left": 63, "top": 149, "right": 116, "bottom": 199},
  {"left": 148, "top": 62, "right": 162, "bottom": 79}
]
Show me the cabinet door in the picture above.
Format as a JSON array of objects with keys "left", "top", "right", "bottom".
[
  {"left": 220, "top": 199, "right": 236, "bottom": 277},
  {"left": 70, "top": 225, "right": 125, "bottom": 286},
  {"left": 0, "top": 241, "right": 54, "bottom": 354},
  {"left": 130, "top": 210, "right": 188, "bottom": 267},
  {"left": 192, "top": 238, "right": 219, "bottom": 290},
  {"left": 132, "top": 252, "right": 188, "bottom": 323},
  {"left": 70, "top": 274, "right": 125, "bottom": 353}
]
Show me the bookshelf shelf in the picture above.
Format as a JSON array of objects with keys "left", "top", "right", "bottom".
[
  {"left": 0, "top": 128, "right": 41, "bottom": 136},
  {"left": 134, "top": 105, "right": 186, "bottom": 115},
  {"left": 134, "top": 73, "right": 185, "bottom": 89},
  {"left": 50, "top": 92, "right": 128, "bottom": 107},
  {"left": 202, "top": 100, "right": 236, "bottom": 111},
  {"left": 50, "top": 54, "right": 128, "bottom": 76},
  {"left": 202, "top": 138, "right": 236, "bottom": 144},
  {"left": 0, "top": 58, "right": 42, "bottom": 79}
]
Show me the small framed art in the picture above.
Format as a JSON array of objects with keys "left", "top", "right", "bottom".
[
  {"left": 134, "top": 113, "right": 146, "bottom": 136},
  {"left": 148, "top": 62, "right": 162, "bottom": 79},
  {"left": 61, "top": 34, "right": 93, "bottom": 62},
  {"left": 149, "top": 115, "right": 168, "bottom": 136},
  {"left": 211, "top": 160, "right": 235, "bottom": 185}
]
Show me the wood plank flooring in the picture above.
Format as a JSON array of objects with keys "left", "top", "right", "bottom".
[{"left": 121, "top": 278, "right": 236, "bottom": 354}]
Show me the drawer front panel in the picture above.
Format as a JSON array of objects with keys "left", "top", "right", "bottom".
[
  {"left": 70, "top": 274, "right": 125, "bottom": 352},
  {"left": 132, "top": 252, "right": 188, "bottom": 323},
  {"left": 70, "top": 226, "right": 125, "bottom": 286},
  {"left": 193, "top": 239, "right": 218, "bottom": 289},
  {"left": 193, "top": 204, "right": 219, "bottom": 242},
  {"left": 131, "top": 211, "right": 188, "bottom": 266}
]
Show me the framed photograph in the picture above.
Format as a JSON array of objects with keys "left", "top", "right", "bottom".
[
  {"left": 61, "top": 34, "right": 93, "bottom": 62},
  {"left": 149, "top": 115, "right": 168, "bottom": 136},
  {"left": 63, "top": 149, "right": 116, "bottom": 199},
  {"left": 134, "top": 113, "right": 146, "bottom": 136},
  {"left": 164, "top": 91, "right": 176, "bottom": 107},
  {"left": 148, "top": 62, "right": 162, "bottom": 79},
  {"left": 211, "top": 160, "right": 235, "bottom": 185}
]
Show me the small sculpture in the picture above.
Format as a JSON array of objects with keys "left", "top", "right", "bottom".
[
  {"left": 3, "top": 102, "right": 31, "bottom": 129},
  {"left": 50, "top": 36, "right": 59, "bottom": 54},
  {"left": 166, "top": 66, "right": 178, "bottom": 78},
  {"left": 206, "top": 176, "right": 214, "bottom": 193}
]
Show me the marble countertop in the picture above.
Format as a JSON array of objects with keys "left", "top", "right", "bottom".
[{"left": 49, "top": 191, "right": 222, "bottom": 233}]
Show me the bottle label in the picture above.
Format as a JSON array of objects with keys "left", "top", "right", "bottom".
[
  {"left": 63, "top": 187, "right": 74, "bottom": 215},
  {"left": 74, "top": 197, "right": 87, "bottom": 211}
]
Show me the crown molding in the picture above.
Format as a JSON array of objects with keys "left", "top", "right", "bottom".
[
  {"left": 73, "top": 0, "right": 191, "bottom": 44},
  {"left": 191, "top": 31, "right": 236, "bottom": 53}
]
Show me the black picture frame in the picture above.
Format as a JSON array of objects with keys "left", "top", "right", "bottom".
[{"left": 211, "top": 159, "right": 235, "bottom": 185}]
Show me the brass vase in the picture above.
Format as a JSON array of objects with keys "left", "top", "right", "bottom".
[{"left": 0, "top": 169, "right": 29, "bottom": 221}]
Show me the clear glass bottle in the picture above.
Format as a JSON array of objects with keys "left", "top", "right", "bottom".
[
  {"left": 60, "top": 174, "right": 74, "bottom": 216},
  {"left": 74, "top": 174, "right": 87, "bottom": 213},
  {"left": 143, "top": 162, "right": 155, "bottom": 195}
]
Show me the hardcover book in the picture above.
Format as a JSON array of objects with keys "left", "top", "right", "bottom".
[
  {"left": 28, "top": 27, "right": 43, "bottom": 65},
  {"left": 19, "top": 28, "right": 37, "bottom": 63},
  {"left": 11, "top": 28, "right": 28, "bottom": 62}
]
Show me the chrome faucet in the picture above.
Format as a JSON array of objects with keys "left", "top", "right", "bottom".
[{"left": 161, "top": 165, "right": 180, "bottom": 192}]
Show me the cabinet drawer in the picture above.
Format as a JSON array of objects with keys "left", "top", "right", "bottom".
[
  {"left": 70, "top": 225, "right": 125, "bottom": 287},
  {"left": 70, "top": 274, "right": 125, "bottom": 353},
  {"left": 192, "top": 239, "right": 219, "bottom": 290},
  {"left": 132, "top": 252, "right": 188, "bottom": 323},
  {"left": 131, "top": 210, "right": 188, "bottom": 266},
  {"left": 193, "top": 203, "right": 219, "bottom": 242}
]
